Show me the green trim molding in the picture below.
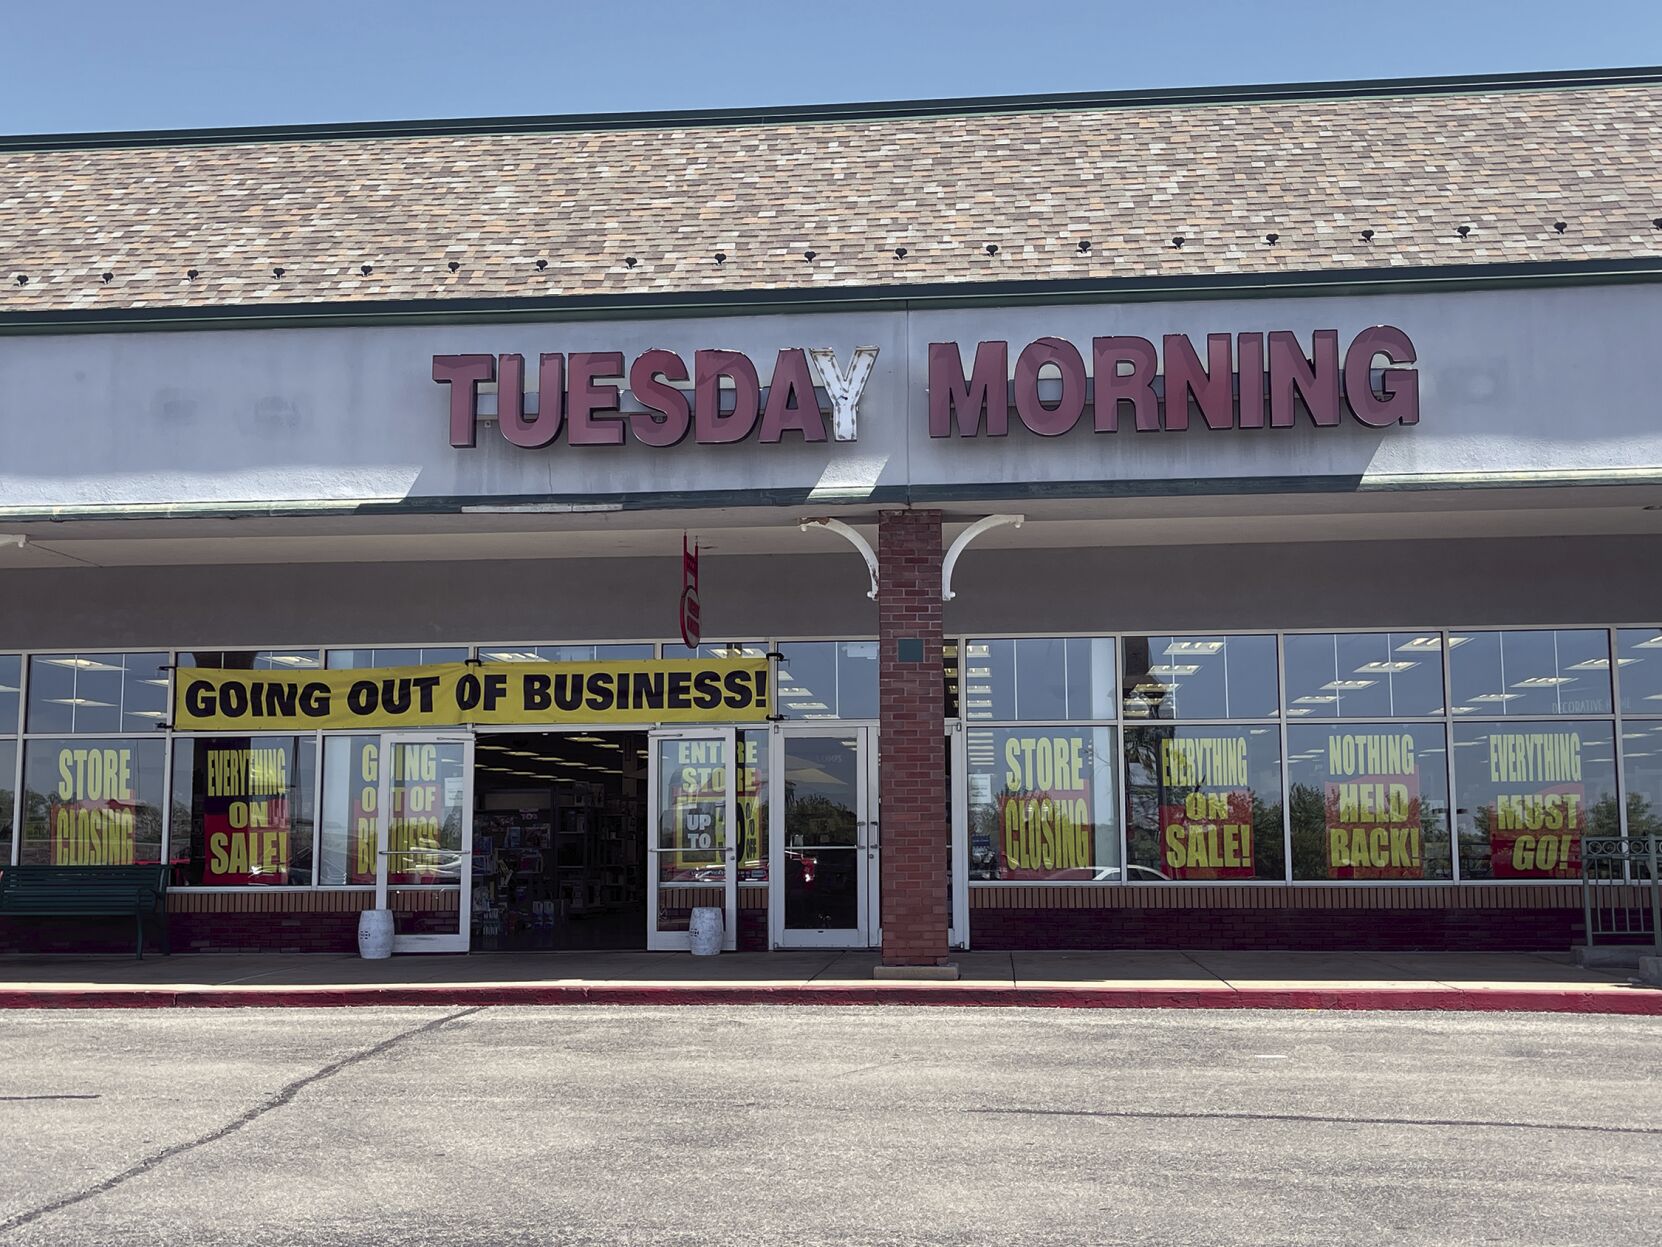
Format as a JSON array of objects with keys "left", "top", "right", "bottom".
[
  {"left": 3, "top": 257, "right": 1662, "bottom": 336},
  {"left": 3, "top": 65, "right": 1659, "bottom": 153},
  {"left": 5, "top": 467, "right": 1662, "bottom": 527}
]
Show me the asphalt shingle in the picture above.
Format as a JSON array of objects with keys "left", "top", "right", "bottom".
[{"left": 1, "top": 81, "right": 1659, "bottom": 313}]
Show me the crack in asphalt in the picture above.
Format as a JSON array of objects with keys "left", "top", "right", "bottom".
[
  {"left": 0, "top": 1006, "right": 481, "bottom": 1237},
  {"left": 0, "top": 1096, "right": 100, "bottom": 1102},
  {"left": 969, "top": 1107, "right": 1662, "bottom": 1137}
]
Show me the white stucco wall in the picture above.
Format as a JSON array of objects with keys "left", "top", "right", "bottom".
[{"left": 1, "top": 282, "right": 1657, "bottom": 512}]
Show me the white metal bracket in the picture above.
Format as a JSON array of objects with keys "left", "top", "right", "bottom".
[
  {"left": 941, "top": 514, "right": 1024, "bottom": 602},
  {"left": 799, "top": 517, "right": 879, "bottom": 599}
]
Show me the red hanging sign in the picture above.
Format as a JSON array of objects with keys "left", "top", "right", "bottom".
[{"left": 679, "top": 534, "right": 701, "bottom": 648}]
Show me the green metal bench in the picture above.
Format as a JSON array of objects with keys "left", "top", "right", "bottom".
[{"left": 0, "top": 865, "right": 171, "bottom": 959}]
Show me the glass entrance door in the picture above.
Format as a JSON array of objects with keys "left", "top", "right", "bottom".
[
  {"left": 771, "top": 726, "right": 874, "bottom": 948},
  {"left": 647, "top": 729, "right": 738, "bottom": 952},
  {"left": 373, "top": 733, "right": 474, "bottom": 954}
]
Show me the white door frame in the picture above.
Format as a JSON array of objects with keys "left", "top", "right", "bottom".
[
  {"left": 769, "top": 722, "right": 878, "bottom": 949},
  {"left": 948, "top": 719, "right": 969, "bottom": 950},
  {"left": 647, "top": 727, "right": 739, "bottom": 952},
  {"left": 373, "top": 731, "right": 474, "bottom": 955}
]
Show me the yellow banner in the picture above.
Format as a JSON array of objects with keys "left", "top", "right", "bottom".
[{"left": 173, "top": 660, "right": 771, "bottom": 731}]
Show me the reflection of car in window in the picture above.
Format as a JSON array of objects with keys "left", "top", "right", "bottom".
[
  {"left": 971, "top": 863, "right": 1172, "bottom": 882},
  {"left": 1072, "top": 865, "right": 1170, "bottom": 882},
  {"left": 1113, "top": 865, "right": 1169, "bottom": 882}
]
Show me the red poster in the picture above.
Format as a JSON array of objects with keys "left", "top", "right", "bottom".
[
  {"left": 345, "top": 740, "right": 444, "bottom": 884},
  {"left": 1158, "top": 790, "right": 1256, "bottom": 880},
  {"left": 200, "top": 740, "right": 293, "bottom": 885},
  {"left": 49, "top": 746, "right": 139, "bottom": 866},
  {"left": 995, "top": 733, "right": 1094, "bottom": 879},
  {"left": 1324, "top": 770, "right": 1424, "bottom": 880},
  {"left": 349, "top": 741, "right": 379, "bottom": 884},
  {"left": 736, "top": 737, "right": 766, "bottom": 881},
  {"left": 1489, "top": 783, "right": 1584, "bottom": 879}
]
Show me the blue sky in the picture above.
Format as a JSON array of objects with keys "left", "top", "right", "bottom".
[{"left": 2, "top": 0, "right": 1659, "bottom": 134}]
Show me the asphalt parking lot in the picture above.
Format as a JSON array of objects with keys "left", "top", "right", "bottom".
[{"left": 1, "top": 1006, "right": 1657, "bottom": 1245}]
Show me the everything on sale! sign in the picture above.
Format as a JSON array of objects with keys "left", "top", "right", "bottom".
[
  {"left": 199, "top": 739, "right": 295, "bottom": 884},
  {"left": 1156, "top": 734, "right": 1257, "bottom": 880}
]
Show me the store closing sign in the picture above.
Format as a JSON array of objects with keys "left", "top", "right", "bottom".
[
  {"left": 174, "top": 659, "right": 771, "bottom": 731},
  {"left": 997, "top": 732, "right": 1095, "bottom": 878},
  {"left": 51, "top": 745, "right": 139, "bottom": 865}
]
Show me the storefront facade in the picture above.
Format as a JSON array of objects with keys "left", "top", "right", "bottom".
[{"left": 3, "top": 69, "right": 1661, "bottom": 961}]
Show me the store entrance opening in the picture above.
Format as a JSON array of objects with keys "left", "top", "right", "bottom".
[{"left": 470, "top": 731, "right": 648, "bottom": 950}]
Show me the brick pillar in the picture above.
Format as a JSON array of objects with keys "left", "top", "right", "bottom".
[{"left": 877, "top": 508, "right": 949, "bottom": 967}]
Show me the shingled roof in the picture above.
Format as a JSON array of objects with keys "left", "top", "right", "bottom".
[{"left": 3, "top": 68, "right": 1661, "bottom": 317}]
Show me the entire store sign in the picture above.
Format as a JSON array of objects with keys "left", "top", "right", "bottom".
[
  {"left": 434, "top": 327, "right": 1418, "bottom": 449},
  {"left": 173, "top": 659, "right": 771, "bottom": 731}
]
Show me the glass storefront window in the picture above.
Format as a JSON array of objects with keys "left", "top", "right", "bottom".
[
  {"left": 0, "top": 739, "right": 14, "bottom": 866},
  {"left": 0, "top": 653, "right": 21, "bottom": 731},
  {"left": 736, "top": 729, "right": 769, "bottom": 881},
  {"left": 1121, "top": 635, "right": 1277, "bottom": 720},
  {"left": 653, "top": 734, "right": 730, "bottom": 889},
  {"left": 776, "top": 641, "right": 879, "bottom": 720},
  {"left": 966, "top": 726, "right": 1118, "bottom": 880},
  {"left": 1288, "top": 723, "right": 1452, "bottom": 880},
  {"left": 169, "top": 736, "right": 317, "bottom": 885},
  {"left": 316, "top": 735, "right": 468, "bottom": 886},
  {"left": 180, "top": 650, "right": 321, "bottom": 671},
  {"left": 660, "top": 642, "right": 769, "bottom": 661},
  {"left": 962, "top": 638, "right": 1116, "bottom": 722},
  {"left": 326, "top": 647, "right": 469, "bottom": 669},
  {"left": 0, "top": 654, "right": 16, "bottom": 865},
  {"left": 476, "top": 644, "right": 655, "bottom": 663},
  {"left": 26, "top": 652, "right": 168, "bottom": 733},
  {"left": 19, "top": 738, "right": 166, "bottom": 865},
  {"left": 1124, "top": 724, "right": 1284, "bottom": 880},
  {"left": 944, "top": 641, "right": 960, "bottom": 719},
  {"left": 1283, "top": 632, "right": 1446, "bottom": 719},
  {"left": 1620, "top": 721, "right": 1662, "bottom": 843},
  {"left": 1615, "top": 628, "right": 1662, "bottom": 714},
  {"left": 1453, "top": 720, "right": 1619, "bottom": 879},
  {"left": 318, "top": 735, "right": 380, "bottom": 884},
  {"left": 1448, "top": 629, "right": 1613, "bottom": 717}
]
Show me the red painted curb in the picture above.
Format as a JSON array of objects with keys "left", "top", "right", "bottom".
[{"left": 0, "top": 983, "right": 1658, "bottom": 1013}]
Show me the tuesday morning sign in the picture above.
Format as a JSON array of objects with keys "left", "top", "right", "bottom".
[{"left": 434, "top": 327, "right": 1418, "bottom": 449}]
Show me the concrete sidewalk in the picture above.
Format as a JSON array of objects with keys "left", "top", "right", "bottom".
[{"left": 2, "top": 948, "right": 1659, "bottom": 1013}]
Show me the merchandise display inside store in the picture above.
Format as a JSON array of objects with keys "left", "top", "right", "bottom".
[{"left": 470, "top": 731, "right": 647, "bottom": 950}]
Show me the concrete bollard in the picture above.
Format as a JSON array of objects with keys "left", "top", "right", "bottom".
[
  {"left": 357, "top": 909, "right": 394, "bottom": 959},
  {"left": 688, "top": 906, "right": 723, "bottom": 956}
]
